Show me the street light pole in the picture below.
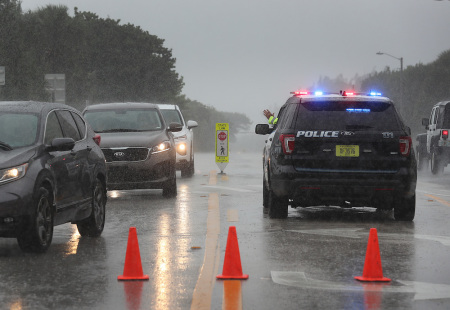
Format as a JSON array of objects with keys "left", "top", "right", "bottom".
[{"left": 376, "top": 51, "right": 404, "bottom": 108}]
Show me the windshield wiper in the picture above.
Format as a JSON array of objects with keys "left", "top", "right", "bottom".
[
  {"left": 346, "top": 125, "right": 374, "bottom": 130},
  {"left": 97, "top": 129, "right": 141, "bottom": 133},
  {"left": 0, "top": 141, "right": 13, "bottom": 150}
]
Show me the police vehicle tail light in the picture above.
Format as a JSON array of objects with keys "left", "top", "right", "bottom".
[
  {"left": 280, "top": 134, "right": 295, "bottom": 154},
  {"left": 399, "top": 136, "right": 412, "bottom": 156},
  {"left": 93, "top": 134, "right": 101, "bottom": 146},
  {"left": 442, "top": 130, "right": 449, "bottom": 140}
]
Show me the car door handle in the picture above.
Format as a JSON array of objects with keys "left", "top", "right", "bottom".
[
  {"left": 70, "top": 150, "right": 77, "bottom": 156},
  {"left": 87, "top": 146, "right": 92, "bottom": 152}
]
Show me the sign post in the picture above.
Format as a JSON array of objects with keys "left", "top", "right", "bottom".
[
  {"left": 0, "top": 66, "right": 5, "bottom": 86},
  {"left": 215, "top": 123, "right": 229, "bottom": 173}
]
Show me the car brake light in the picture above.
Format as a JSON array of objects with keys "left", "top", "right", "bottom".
[
  {"left": 442, "top": 130, "right": 449, "bottom": 140},
  {"left": 399, "top": 136, "right": 411, "bottom": 156},
  {"left": 279, "top": 134, "right": 295, "bottom": 154},
  {"left": 93, "top": 134, "right": 101, "bottom": 146}
]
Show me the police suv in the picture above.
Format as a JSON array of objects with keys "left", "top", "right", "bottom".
[{"left": 255, "top": 91, "right": 417, "bottom": 221}]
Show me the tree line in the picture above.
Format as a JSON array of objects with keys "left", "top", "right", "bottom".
[
  {"left": 311, "top": 50, "right": 450, "bottom": 140},
  {"left": 0, "top": 0, "right": 251, "bottom": 151}
]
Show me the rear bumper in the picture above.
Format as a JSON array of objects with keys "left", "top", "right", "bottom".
[{"left": 270, "top": 165, "right": 416, "bottom": 207}]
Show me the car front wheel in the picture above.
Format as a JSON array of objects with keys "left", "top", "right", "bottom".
[
  {"left": 77, "top": 178, "right": 106, "bottom": 237},
  {"left": 163, "top": 167, "right": 177, "bottom": 197},
  {"left": 17, "top": 186, "right": 54, "bottom": 253}
]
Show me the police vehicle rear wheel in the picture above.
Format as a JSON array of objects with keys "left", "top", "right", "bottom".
[
  {"left": 268, "top": 190, "right": 288, "bottom": 219},
  {"left": 394, "top": 194, "right": 415, "bottom": 221}
]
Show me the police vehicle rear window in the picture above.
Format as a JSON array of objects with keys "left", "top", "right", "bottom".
[{"left": 281, "top": 101, "right": 401, "bottom": 131}]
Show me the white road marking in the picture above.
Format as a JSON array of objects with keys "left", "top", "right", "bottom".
[
  {"left": 287, "top": 228, "right": 450, "bottom": 247},
  {"left": 203, "top": 185, "right": 255, "bottom": 193},
  {"left": 271, "top": 271, "right": 450, "bottom": 300}
]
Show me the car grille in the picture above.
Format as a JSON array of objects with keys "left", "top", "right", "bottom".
[{"left": 101, "top": 147, "right": 149, "bottom": 162}]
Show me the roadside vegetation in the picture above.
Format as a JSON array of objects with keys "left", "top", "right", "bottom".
[
  {"left": 2, "top": 0, "right": 449, "bottom": 149},
  {"left": 0, "top": 1, "right": 251, "bottom": 151}
]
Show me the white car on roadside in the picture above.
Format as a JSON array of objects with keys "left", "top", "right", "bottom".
[{"left": 158, "top": 104, "right": 198, "bottom": 177}]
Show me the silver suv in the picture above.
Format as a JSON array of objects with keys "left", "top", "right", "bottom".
[{"left": 158, "top": 104, "right": 198, "bottom": 177}]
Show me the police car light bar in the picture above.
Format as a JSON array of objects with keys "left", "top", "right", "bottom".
[
  {"left": 290, "top": 91, "right": 310, "bottom": 95},
  {"left": 291, "top": 90, "right": 383, "bottom": 97}
]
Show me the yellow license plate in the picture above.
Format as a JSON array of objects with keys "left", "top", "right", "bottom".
[{"left": 336, "top": 145, "right": 359, "bottom": 157}]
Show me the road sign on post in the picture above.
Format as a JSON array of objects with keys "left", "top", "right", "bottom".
[
  {"left": 0, "top": 66, "right": 5, "bottom": 86},
  {"left": 215, "top": 123, "right": 229, "bottom": 173},
  {"left": 45, "top": 74, "right": 66, "bottom": 104}
]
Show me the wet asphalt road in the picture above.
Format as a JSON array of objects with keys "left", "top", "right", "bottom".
[{"left": 1, "top": 152, "right": 450, "bottom": 310}]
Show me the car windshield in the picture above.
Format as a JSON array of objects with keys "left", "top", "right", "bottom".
[
  {"left": 160, "top": 109, "right": 183, "bottom": 125},
  {"left": 84, "top": 109, "right": 163, "bottom": 132},
  {"left": 286, "top": 100, "right": 401, "bottom": 131},
  {"left": 0, "top": 113, "right": 39, "bottom": 149}
]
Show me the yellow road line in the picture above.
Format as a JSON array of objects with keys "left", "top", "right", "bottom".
[
  {"left": 191, "top": 192, "right": 221, "bottom": 309},
  {"left": 209, "top": 170, "right": 217, "bottom": 185},
  {"left": 226, "top": 209, "right": 239, "bottom": 222},
  {"left": 222, "top": 280, "right": 242, "bottom": 310},
  {"left": 425, "top": 194, "right": 450, "bottom": 207}
]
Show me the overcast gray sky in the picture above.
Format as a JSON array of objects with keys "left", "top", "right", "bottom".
[{"left": 21, "top": 0, "right": 450, "bottom": 124}]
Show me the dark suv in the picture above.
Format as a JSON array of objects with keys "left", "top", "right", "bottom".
[
  {"left": 255, "top": 91, "right": 416, "bottom": 221},
  {"left": 0, "top": 101, "right": 107, "bottom": 252}
]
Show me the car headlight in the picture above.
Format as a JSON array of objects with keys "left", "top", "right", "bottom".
[
  {"left": 0, "top": 163, "right": 29, "bottom": 185},
  {"left": 151, "top": 141, "right": 171, "bottom": 154},
  {"left": 176, "top": 142, "right": 187, "bottom": 155}
]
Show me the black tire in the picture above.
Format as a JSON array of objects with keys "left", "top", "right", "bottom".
[
  {"left": 263, "top": 178, "right": 269, "bottom": 214},
  {"left": 17, "top": 186, "right": 54, "bottom": 253},
  {"left": 268, "top": 190, "right": 288, "bottom": 219},
  {"left": 181, "top": 155, "right": 195, "bottom": 178},
  {"left": 163, "top": 168, "right": 177, "bottom": 198},
  {"left": 431, "top": 149, "right": 444, "bottom": 175},
  {"left": 77, "top": 178, "right": 106, "bottom": 237},
  {"left": 394, "top": 194, "right": 416, "bottom": 221}
]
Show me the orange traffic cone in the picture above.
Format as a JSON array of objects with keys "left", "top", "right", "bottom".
[
  {"left": 354, "top": 228, "right": 391, "bottom": 282},
  {"left": 217, "top": 226, "right": 249, "bottom": 280},
  {"left": 118, "top": 227, "right": 149, "bottom": 281}
]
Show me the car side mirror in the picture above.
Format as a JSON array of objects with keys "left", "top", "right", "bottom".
[
  {"left": 422, "top": 118, "right": 429, "bottom": 127},
  {"left": 46, "top": 137, "right": 75, "bottom": 152},
  {"left": 255, "top": 124, "right": 272, "bottom": 135},
  {"left": 168, "top": 122, "right": 183, "bottom": 132},
  {"left": 187, "top": 120, "right": 198, "bottom": 129}
]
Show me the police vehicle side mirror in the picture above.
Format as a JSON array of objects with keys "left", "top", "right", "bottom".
[
  {"left": 255, "top": 124, "right": 272, "bottom": 135},
  {"left": 168, "top": 122, "right": 183, "bottom": 132},
  {"left": 422, "top": 118, "right": 429, "bottom": 128},
  {"left": 406, "top": 126, "right": 411, "bottom": 135},
  {"left": 46, "top": 137, "right": 75, "bottom": 152}
]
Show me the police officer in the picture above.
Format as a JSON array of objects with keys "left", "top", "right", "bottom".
[{"left": 263, "top": 109, "right": 278, "bottom": 125}]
